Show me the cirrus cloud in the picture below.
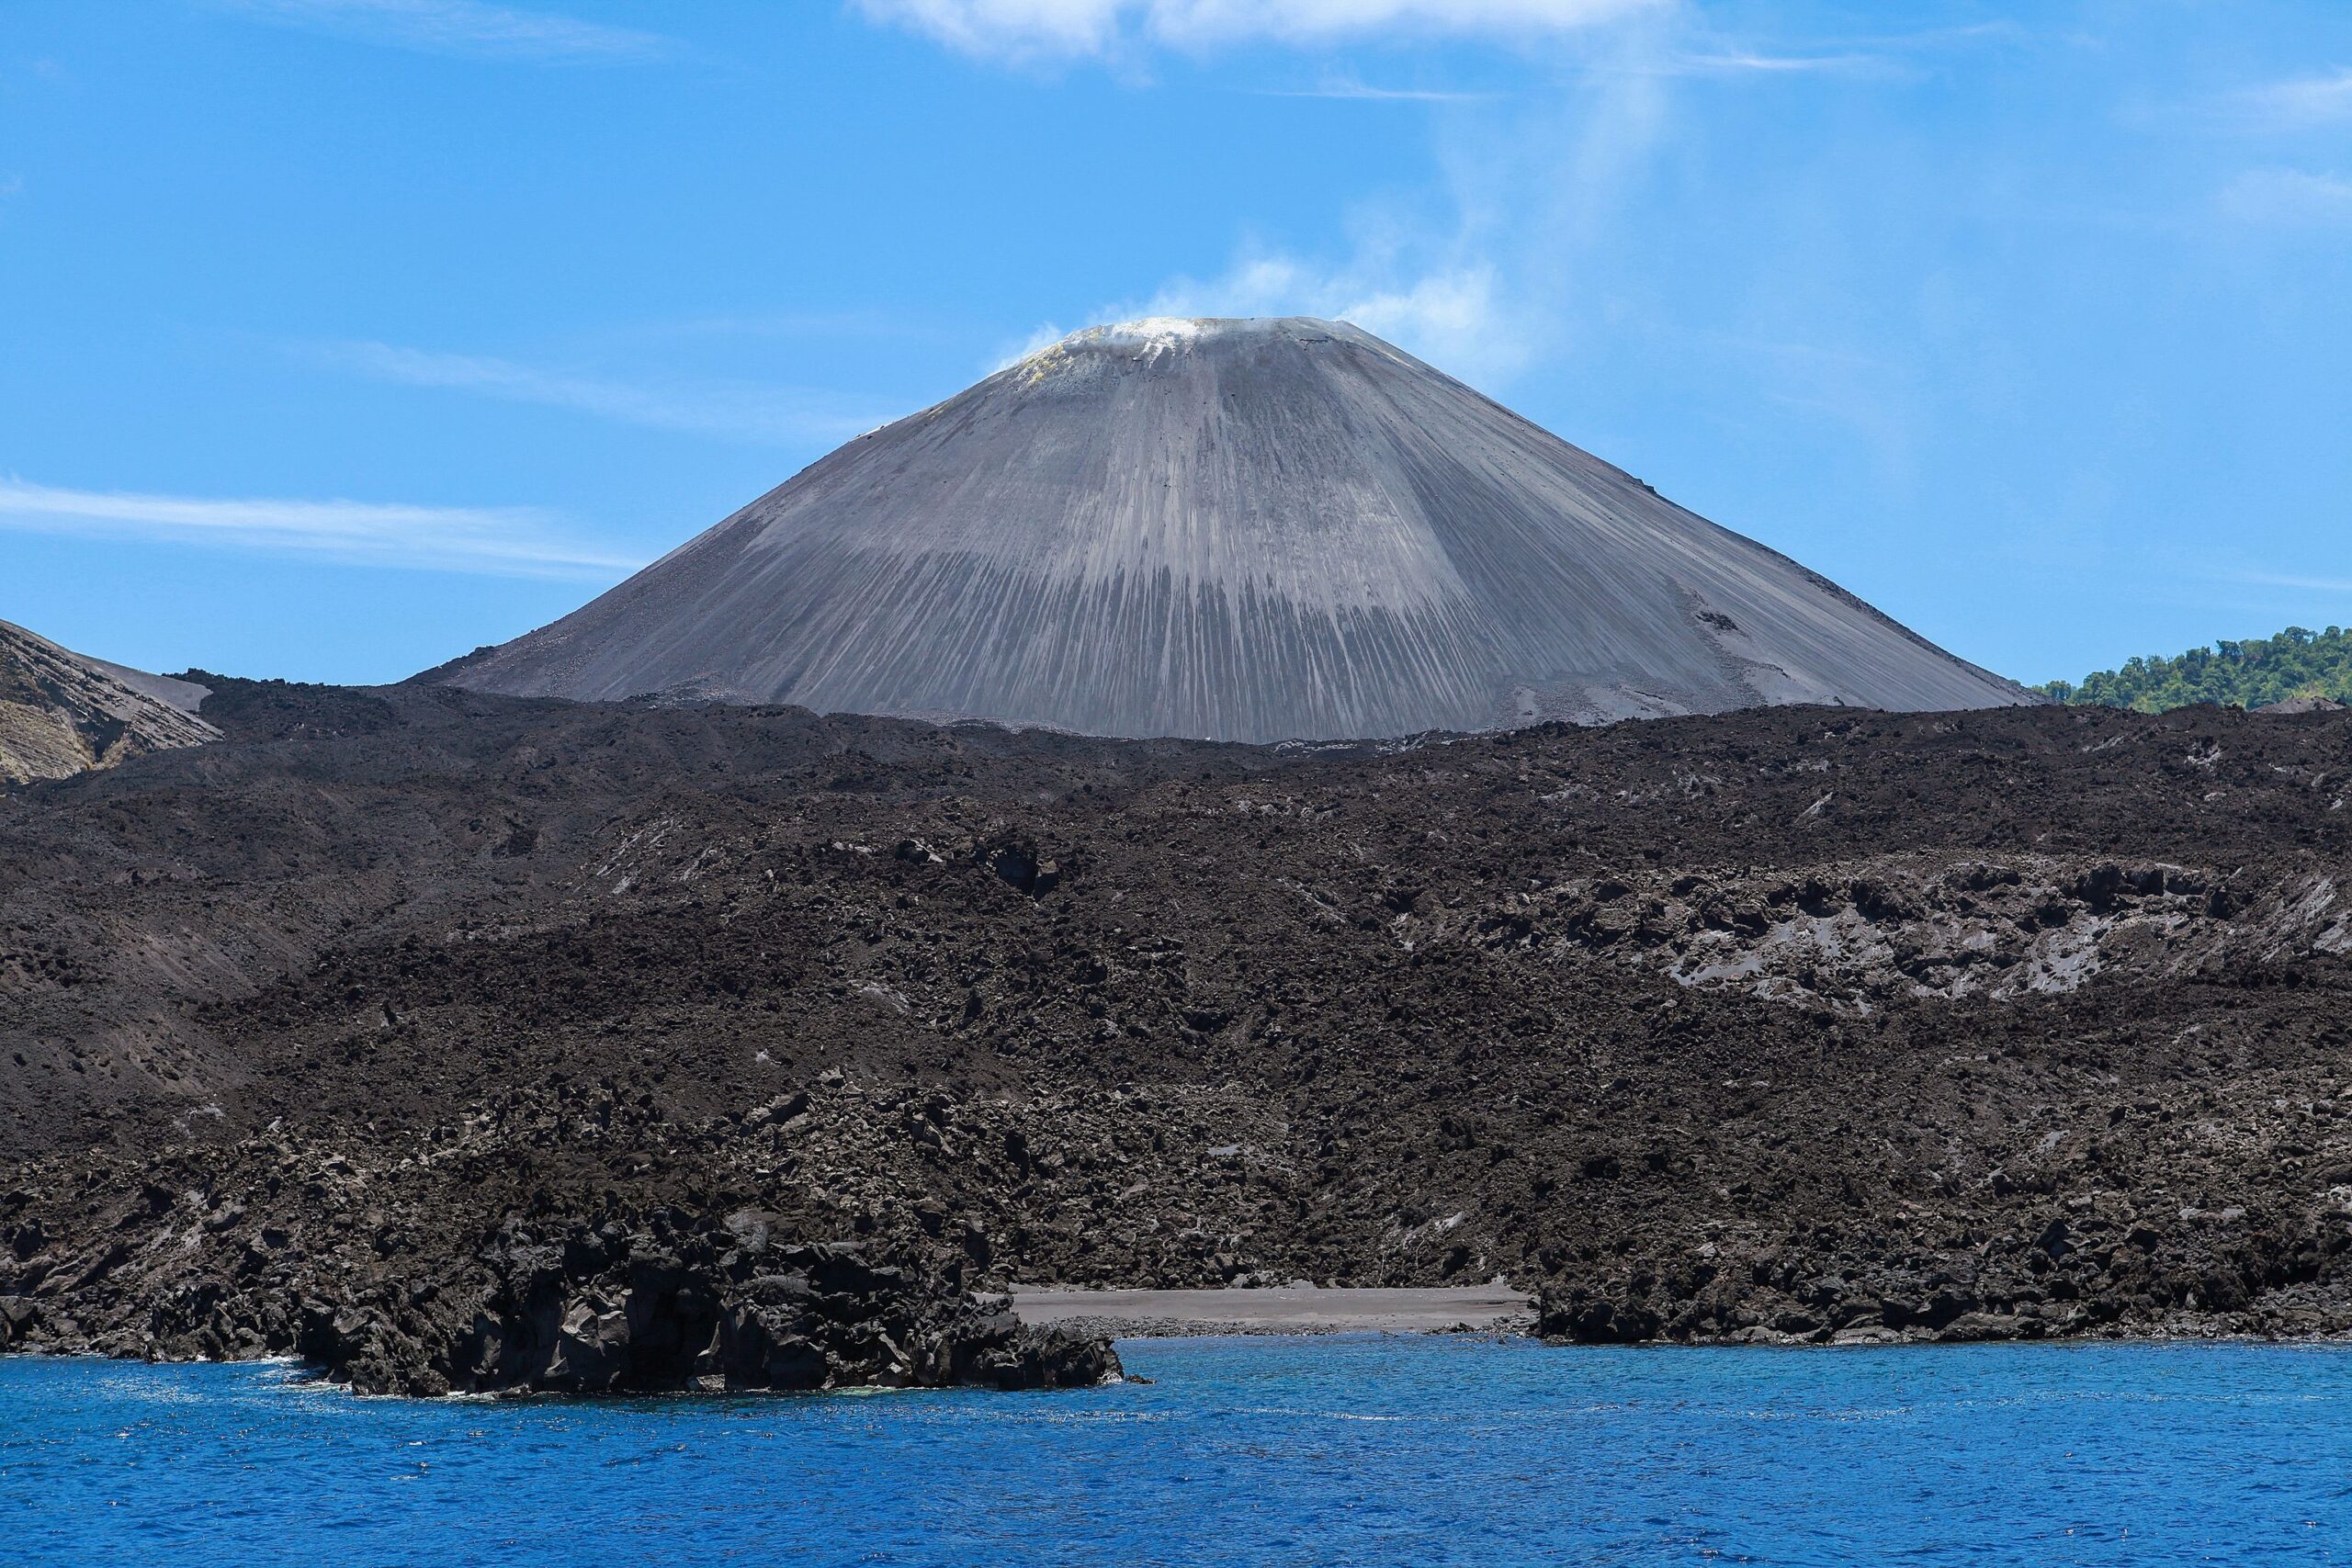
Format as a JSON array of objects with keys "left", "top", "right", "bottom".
[
  {"left": 212, "top": 0, "right": 674, "bottom": 64},
  {"left": 0, "top": 478, "right": 642, "bottom": 580},
  {"left": 299, "top": 340, "right": 896, "bottom": 447},
  {"left": 857, "top": 0, "right": 1661, "bottom": 59},
  {"left": 2222, "top": 168, "right": 2352, "bottom": 227},
  {"left": 2240, "top": 66, "right": 2352, "bottom": 128}
]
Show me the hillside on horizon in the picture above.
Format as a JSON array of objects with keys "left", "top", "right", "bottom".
[
  {"left": 0, "top": 618, "right": 217, "bottom": 786},
  {"left": 2040, "top": 625, "right": 2352, "bottom": 713}
]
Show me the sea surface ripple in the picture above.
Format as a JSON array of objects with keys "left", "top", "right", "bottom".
[{"left": 3, "top": 1337, "right": 2347, "bottom": 1565}]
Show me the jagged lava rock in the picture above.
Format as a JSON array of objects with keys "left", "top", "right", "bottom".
[
  {"left": 298, "top": 1224, "right": 1121, "bottom": 1399},
  {"left": 0, "top": 1148, "right": 1120, "bottom": 1400}
]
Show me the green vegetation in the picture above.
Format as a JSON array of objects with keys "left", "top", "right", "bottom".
[{"left": 2039, "top": 625, "right": 2352, "bottom": 712}]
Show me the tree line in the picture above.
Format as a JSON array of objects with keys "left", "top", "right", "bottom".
[{"left": 2039, "top": 625, "right": 2352, "bottom": 711}]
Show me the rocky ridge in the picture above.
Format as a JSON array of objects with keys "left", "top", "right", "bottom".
[{"left": 0, "top": 619, "right": 215, "bottom": 786}]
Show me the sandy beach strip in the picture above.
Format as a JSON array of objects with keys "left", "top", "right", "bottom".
[{"left": 1006, "top": 1283, "right": 1535, "bottom": 1337}]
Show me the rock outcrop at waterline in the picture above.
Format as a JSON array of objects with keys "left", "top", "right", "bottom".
[
  {"left": 299, "top": 1229, "right": 1119, "bottom": 1398},
  {"left": 436, "top": 316, "right": 2035, "bottom": 740},
  {"left": 1533, "top": 1195, "right": 2352, "bottom": 1348},
  {"left": 0, "top": 618, "right": 215, "bottom": 786},
  {"left": 0, "top": 1134, "right": 1118, "bottom": 1398}
]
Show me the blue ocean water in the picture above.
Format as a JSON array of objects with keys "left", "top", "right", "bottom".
[{"left": 3, "top": 1337, "right": 2347, "bottom": 1566}]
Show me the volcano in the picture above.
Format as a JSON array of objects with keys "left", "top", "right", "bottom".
[{"left": 437, "top": 317, "right": 2033, "bottom": 741}]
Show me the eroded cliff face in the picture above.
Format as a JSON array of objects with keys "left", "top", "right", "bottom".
[
  {"left": 0, "top": 619, "right": 215, "bottom": 786},
  {"left": 3, "top": 682, "right": 2350, "bottom": 1353},
  {"left": 439, "top": 317, "right": 2035, "bottom": 740}
]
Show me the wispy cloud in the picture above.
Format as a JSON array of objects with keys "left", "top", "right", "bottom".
[
  {"left": 860, "top": 1, "right": 2001, "bottom": 72},
  {"left": 214, "top": 0, "right": 674, "bottom": 63},
  {"left": 1590, "top": 20, "right": 2015, "bottom": 81},
  {"left": 1253, "top": 76, "right": 1498, "bottom": 102},
  {"left": 1671, "top": 51, "right": 1879, "bottom": 75},
  {"left": 857, "top": 0, "right": 1659, "bottom": 60},
  {"left": 2239, "top": 66, "right": 2352, "bottom": 128},
  {"left": 615, "top": 309, "right": 948, "bottom": 344},
  {"left": 2231, "top": 569, "right": 2352, "bottom": 596},
  {"left": 1107, "top": 22, "right": 1669, "bottom": 385},
  {"left": 0, "top": 478, "right": 641, "bottom": 579},
  {"left": 2221, "top": 168, "right": 2352, "bottom": 227},
  {"left": 1833, "top": 21, "right": 2020, "bottom": 51},
  {"left": 904, "top": 4, "right": 1930, "bottom": 391},
  {"left": 301, "top": 341, "right": 892, "bottom": 446}
]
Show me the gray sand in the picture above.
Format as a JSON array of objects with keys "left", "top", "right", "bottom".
[{"left": 1007, "top": 1283, "right": 1535, "bottom": 1337}]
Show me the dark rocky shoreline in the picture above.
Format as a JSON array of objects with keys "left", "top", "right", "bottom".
[
  {"left": 6, "top": 681, "right": 2352, "bottom": 1380},
  {"left": 0, "top": 1132, "right": 1119, "bottom": 1397}
]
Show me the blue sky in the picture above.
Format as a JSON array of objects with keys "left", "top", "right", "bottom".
[{"left": 2, "top": 1, "right": 2347, "bottom": 688}]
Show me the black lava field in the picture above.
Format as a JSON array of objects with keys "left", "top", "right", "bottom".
[{"left": 6, "top": 676, "right": 2351, "bottom": 1373}]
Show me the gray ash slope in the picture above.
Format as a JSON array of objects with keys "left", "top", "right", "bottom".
[{"left": 439, "top": 317, "right": 2032, "bottom": 742}]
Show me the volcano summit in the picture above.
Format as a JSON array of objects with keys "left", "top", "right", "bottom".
[{"left": 441, "top": 317, "right": 2032, "bottom": 741}]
